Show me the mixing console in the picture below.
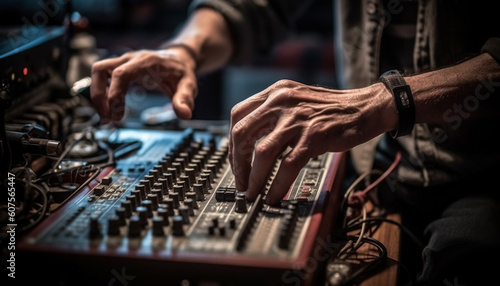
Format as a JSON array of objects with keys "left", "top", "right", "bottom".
[{"left": 17, "top": 128, "right": 346, "bottom": 286}]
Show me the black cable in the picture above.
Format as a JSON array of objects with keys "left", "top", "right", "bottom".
[
  {"left": 345, "top": 216, "right": 424, "bottom": 250},
  {"left": 36, "top": 139, "right": 139, "bottom": 184},
  {"left": 326, "top": 235, "right": 388, "bottom": 286},
  {"left": 338, "top": 235, "right": 388, "bottom": 286},
  {"left": 0, "top": 167, "right": 49, "bottom": 234},
  {"left": 66, "top": 140, "right": 140, "bottom": 164},
  {"left": 18, "top": 182, "right": 49, "bottom": 234},
  {"left": 8, "top": 168, "right": 35, "bottom": 228},
  {"left": 43, "top": 127, "right": 93, "bottom": 176},
  {"left": 49, "top": 167, "right": 101, "bottom": 212}
]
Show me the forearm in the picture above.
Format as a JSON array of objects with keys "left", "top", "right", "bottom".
[
  {"left": 162, "top": 8, "right": 234, "bottom": 74},
  {"left": 406, "top": 52, "right": 500, "bottom": 126}
]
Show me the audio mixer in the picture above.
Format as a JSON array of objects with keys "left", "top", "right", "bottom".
[{"left": 16, "top": 128, "right": 346, "bottom": 286}]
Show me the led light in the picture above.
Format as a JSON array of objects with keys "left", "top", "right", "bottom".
[{"left": 23, "top": 67, "right": 28, "bottom": 76}]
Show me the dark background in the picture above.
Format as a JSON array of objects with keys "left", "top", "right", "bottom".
[{"left": 1, "top": 0, "right": 336, "bottom": 124}]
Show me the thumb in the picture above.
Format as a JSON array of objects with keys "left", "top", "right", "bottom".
[{"left": 171, "top": 77, "right": 197, "bottom": 120}]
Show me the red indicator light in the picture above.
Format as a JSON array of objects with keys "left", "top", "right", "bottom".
[{"left": 23, "top": 67, "right": 28, "bottom": 76}]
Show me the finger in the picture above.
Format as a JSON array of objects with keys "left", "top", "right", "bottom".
[
  {"left": 169, "top": 72, "right": 198, "bottom": 120},
  {"left": 90, "top": 56, "right": 133, "bottom": 123},
  {"left": 228, "top": 98, "right": 265, "bottom": 164},
  {"left": 230, "top": 103, "right": 282, "bottom": 194},
  {"left": 228, "top": 92, "right": 273, "bottom": 189},
  {"left": 107, "top": 59, "right": 150, "bottom": 121},
  {"left": 265, "top": 142, "right": 312, "bottom": 205},
  {"left": 245, "top": 128, "right": 293, "bottom": 202}
]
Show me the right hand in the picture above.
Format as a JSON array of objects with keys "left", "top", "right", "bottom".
[
  {"left": 90, "top": 46, "right": 198, "bottom": 123},
  {"left": 228, "top": 79, "right": 396, "bottom": 205}
]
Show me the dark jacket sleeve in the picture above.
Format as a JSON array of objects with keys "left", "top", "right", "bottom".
[
  {"left": 188, "top": 0, "right": 314, "bottom": 65},
  {"left": 481, "top": 37, "right": 500, "bottom": 65}
]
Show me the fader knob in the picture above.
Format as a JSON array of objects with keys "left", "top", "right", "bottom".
[
  {"left": 218, "top": 223, "right": 226, "bottom": 236},
  {"left": 163, "top": 172, "right": 174, "bottom": 189},
  {"left": 172, "top": 162, "right": 183, "bottom": 175},
  {"left": 180, "top": 174, "right": 191, "bottom": 189},
  {"left": 136, "top": 184, "right": 147, "bottom": 200},
  {"left": 121, "top": 200, "right": 133, "bottom": 217},
  {"left": 144, "top": 175, "right": 155, "bottom": 188},
  {"left": 173, "top": 185, "right": 184, "bottom": 201},
  {"left": 175, "top": 158, "right": 186, "bottom": 172},
  {"left": 157, "top": 178, "right": 168, "bottom": 195},
  {"left": 229, "top": 217, "right": 236, "bottom": 229},
  {"left": 107, "top": 215, "right": 121, "bottom": 236},
  {"left": 153, "top": 164, "right": 164, "bottom": 175},
  {"left": 128, "top": 216, "right": 142, "bottom": 238},
  {"left": 131, "top": 189, "right": 142, "bottom": 203},
  {"left": 172, "top": 216, "right": 185, "bottom": 236},
  {"left": 157, "top": 207, "right": 170, "bottom": 226},
  {"left": 200, "top": 173, "right": 212, "bottom": 190},
  {"left": 147, "top": 193, "right": 159, "bottom": 209},
  {"left": 235, "top": 196, "right": 247, "bottom": 213},
  {"left": 162, "top": 198, "right": 175, "bottom": 216},
  {"left": 193, "top": 183, "right": 205, "bottom": 201},
  {"left": 149, "top": 169, "right": 159, "bottom": 181},
  {"left": 185, "top": 191, "right": 197, "bottom": 202},
  {"left": 185, "top": 168, "right": 196, "bottom": 186},
  {"left": 184, "top": 198, "right": 196, "bottom": 215},
  {"left": 152, "top": 216, "right": 165, "bottom": 236},
  {"left": 125, "top": 195, "right": 138, "bottom": 210},
  {"left": 89, "top": 216, "right": 101, "bottom": 239},
  {"left": 93, "top": 185, "right": 105, "bottom": 196},
  {"left": 167, "top": 168, "right": 177, "bottom": 181},
  {"left": 115, "top": 208, "right": 127, "bottom": 225},
  {"left": 136, "top": 206, "right": 149, "bottom": 227},
  {"left": 141, "top": 200, "right": 153, "bottom": 218},
  {"left": 169, "top": 192, "right": 180, "bottom": 208},
  {"left": 178, "top": 205, "right": 190, "bottom": 224},
  {"left": 101, "top": 176, "right": 112, "bottom": 185},
  {"left": 190, "top": 160, "right": 201, "bottom": 173}
]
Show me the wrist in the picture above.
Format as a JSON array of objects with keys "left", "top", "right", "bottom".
[
  {"left": 160, "top": 42, "right": 199, "bottom": 71},
  {"left": 371, "top": 82, "right": 399, "bottom": 133},
  {"left": 379, "top": 70, "right": 416, "bottom": 138}
]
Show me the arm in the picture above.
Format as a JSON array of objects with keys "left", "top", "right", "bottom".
[
  {"left": 408, "top": 52, "right": 500, "bottom": 125},
  {"left": 163, "top": 8, "right": 234, "bottom": 74},
  {"left": 90, "top": 8, "right": 233, "bottom": 123},
  {"left": 229, "top": 49, "right": 500, "bottom": 205},
  {"left": 90, "top": 0, "right": 308, "bottom": 124}
]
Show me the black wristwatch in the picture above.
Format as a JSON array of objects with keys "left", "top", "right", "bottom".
[{"left": 379, "top": 70, "right": 415, "bottom": 138}]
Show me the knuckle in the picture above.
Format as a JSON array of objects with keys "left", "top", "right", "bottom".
[
  {"left": 254, "top": 138, "right": 275, "bottom": 158},
  {"left": 122, "top": 50, "right": 138, "bottom": 58},
  {"left": 231, "top": 121, "right": 246, "bottom": 140},
  {"left": 269, "top": 83, "right": 296, "bottom": 104},
  {"left": 138, "top": 51, "right": 159, "bottom": 63},
  {"left": 91, "top": 61, "right": 106, "bottom": 73},
  {"left": 111, "top": 67, "right": 127, "bottom": 79},
  {"left": 282, "top": 153, "right": 301, "bottom": 167},
  {"left": 274, "top": 78, "right": 293, "bottom": 87},
  {"left": 283, "top": 147, "right": 310, "bottom": 167},
  {"left": 230, "top": 102, "right": 245, "bottom": 118}
]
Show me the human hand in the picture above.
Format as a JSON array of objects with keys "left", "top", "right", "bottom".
[
  {"left": 90, "top": 46, "right": 198, "bottom": 123},
  {"left": 229, "top": 79, "right": 394, "bottom": 205}
]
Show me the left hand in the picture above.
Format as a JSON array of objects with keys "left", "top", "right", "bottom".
[{"left": 90, "top": 47, "right": 198, "bottom": 124}]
